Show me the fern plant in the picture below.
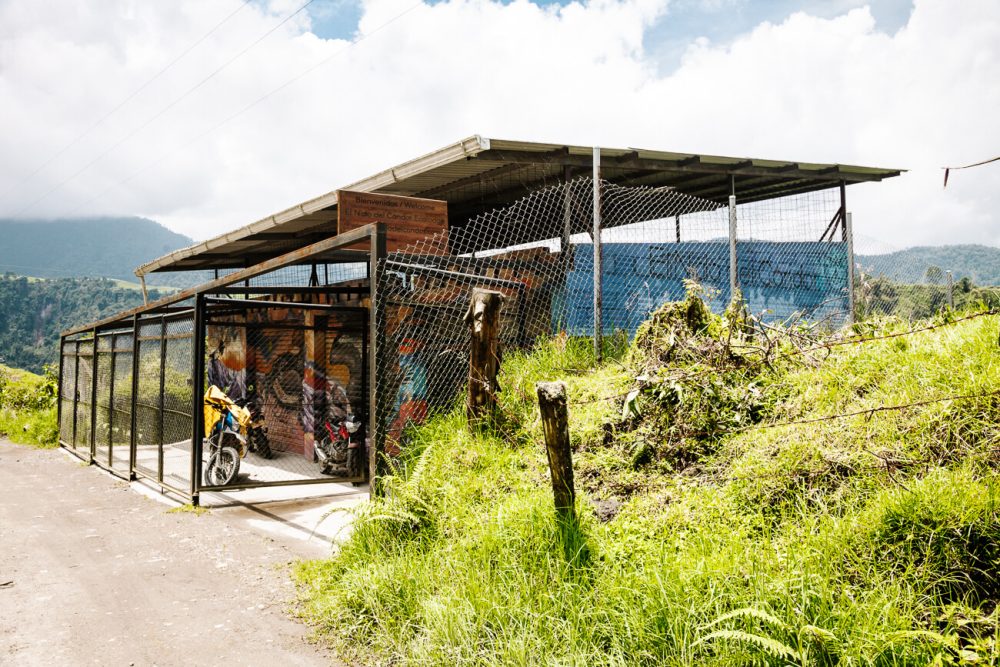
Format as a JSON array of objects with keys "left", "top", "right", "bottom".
[{"left": 693, "top": 606, "right": 841, "bottom": 666}]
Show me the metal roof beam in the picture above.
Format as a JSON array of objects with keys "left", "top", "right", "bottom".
[
  {"left": 64, "top": 224, "right": 380, "bottom": 337},
  {"left": 480, "top": 149, "right": 894, "bottom": 183}
]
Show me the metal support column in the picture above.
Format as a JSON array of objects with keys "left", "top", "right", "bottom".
[
  {"left": 846, "top": 212, "right": 855, "bottom": 323},
  {"left": 675, "top": 215, "right": 681, "bottom": 243},
  {"left": 129, "top": 314, "right": 140, "bottom": 480},
  {"left": 368, "top": 223, "right": 388, "bottom": 496},
  {"left": 157, "top": 316, "right": 167, "bottom": 484},
  {"left": 89, "top": 329, "right": 98, "bottom": 462},
  {"left": 56, "top": 335, "right": 64, "bottom": 446},
  {"left": 728, "top": 195, "right": 738, "bottom": 302},
  {"left": 190, "top": 294, "right": 206, "bottom": 505},
  {"left": 592, "top": 147, "right": 603, "bottom": 362},
  {"left": 839, "top": 181, "right": 848, "bottom": 241}
]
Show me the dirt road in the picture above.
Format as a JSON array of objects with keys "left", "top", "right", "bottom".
[{"left": 0, "top": 439, "right": 334, "bottom": 666}]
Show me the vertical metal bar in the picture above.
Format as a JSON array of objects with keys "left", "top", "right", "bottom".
[
  {"left": 72, "top": 340, "right": 79, "bottom": 450},
  {"left": 839, "top": 180, "right": 848, "bottom": 242},
  {"left": 368, "top": 223, "right": 387, "bottom": 494},
  {"left": 190, "top": 294, "right": 206, "bottom": 505},
  {"left": 157, "top": 316, "right": 167, "bottom": 483},
  {"left": 130, "top": 314, "right": 140, "bottom": 480},
  {"left": 846, "top": 212, "right": 855, "bottom": 324},
  {"left": 675, "top": 215, "right": 681, "bottom": 243},
  {"left": 90, "top": 329, "right": 98, "bottom": 462},
  {"left": 592, "top": 147, "right": 602, "bottom": 362},
  {"left": 107, "top": 337, "right": 116, "bottom": 467},
  {"left": 946, "top": 270, "right": 954, "bottom": 309},
  {"left": 728, "top": 194, "right": 738, "bottom": 302},
  {"left": 57, "top": 335, "right": 65, "bottom": 446}
]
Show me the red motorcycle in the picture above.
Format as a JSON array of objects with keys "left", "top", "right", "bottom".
[{"left": 315, "top": 414, "right": 363, "bottom": 478}]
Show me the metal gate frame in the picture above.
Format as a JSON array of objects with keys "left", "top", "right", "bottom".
[{"left": 197, "top": 296, "right": 370, "bottom": 493}]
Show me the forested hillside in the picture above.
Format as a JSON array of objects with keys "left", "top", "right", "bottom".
[
  {"left": 0, "top": 274, "right": 168, "bottom": 372},
  {"left": 0, "top": 217, "right": 201, "bottom": 288},
  {"left": 857, "top": 244, "right": 1000, "bottom": 285}
]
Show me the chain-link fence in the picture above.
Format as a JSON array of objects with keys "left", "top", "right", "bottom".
[
  {"left": 373, "top": 177, "right": 848, "bottom": 454},
  {"left": 851, "top": 241, "right": 1000, "bottom": 320},
  {"left": 61, "top": 175, "right": 992, "bottom": 497},
  {"left": 200, "top": 298, "right": 368, "bottom": 489}
]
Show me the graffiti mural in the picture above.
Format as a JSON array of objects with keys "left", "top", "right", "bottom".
[{"left": 562, "top": 241, "right": 849, "bottom": 334}]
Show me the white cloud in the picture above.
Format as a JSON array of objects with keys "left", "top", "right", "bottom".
[{"left": 0, "top": 0, "right": 997, "bottom": 250}]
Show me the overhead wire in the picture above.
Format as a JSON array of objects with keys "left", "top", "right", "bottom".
[
  {"left": 0, "top": 0, "right": 254, "bottom": 207},
  {"left": 10, "top": 0, "right": 318, "bottom": 219},
  {"left": 59, "top": 1, "right": 425, "bottom": 220}
]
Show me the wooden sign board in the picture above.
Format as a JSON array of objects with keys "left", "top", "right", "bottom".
[{"left": 337, "top": 190, "right": 448, "bottom": 253}]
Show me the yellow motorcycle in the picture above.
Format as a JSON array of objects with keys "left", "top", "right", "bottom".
[{"left": 202, "top": 385, "right": 252, "bottom": 486}]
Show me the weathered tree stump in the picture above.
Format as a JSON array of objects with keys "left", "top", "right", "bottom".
[
  {"left": 465, "top": 288, "right": 504, "bottom": 422},
  {"left": 536, "top": 381, "right": 575, "bottom": 520}
]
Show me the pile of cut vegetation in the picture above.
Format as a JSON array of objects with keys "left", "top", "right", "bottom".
[{"left": 297, "top": 293, "right": 1000, "bottom": 666}]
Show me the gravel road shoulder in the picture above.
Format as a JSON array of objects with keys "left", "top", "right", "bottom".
[{"left": 0, "top": 439, "right": 336, "bottom": 666}]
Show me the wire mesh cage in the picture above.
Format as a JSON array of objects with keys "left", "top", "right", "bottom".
[
  {"left": 200, "top": 299, "right": 368, "bottom": 488},
  {"left": 374, "top": 177, "right": 849, "bottom": 455}
]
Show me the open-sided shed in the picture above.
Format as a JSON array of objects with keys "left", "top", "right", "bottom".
[{"left": 58, "top": 136, "right": 901, "bottom": 503}]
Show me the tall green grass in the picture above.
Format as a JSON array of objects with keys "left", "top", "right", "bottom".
[
  {"left": 296, "top": 308, "right": 1000, "bottom": 665},
  {"left": 0, "top": 363, "right": 58, "bottom": 447}
]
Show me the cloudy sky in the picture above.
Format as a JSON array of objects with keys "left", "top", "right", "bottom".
[{"left": 0, "top": 0, "right": 997, "bottom": 251}]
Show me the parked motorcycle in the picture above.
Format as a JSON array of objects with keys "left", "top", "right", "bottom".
[
  {"left": 315, "top": 414, "right": 363, "bottom": 478},
  {"left": 235, "top": 391, "right": 272, "bottom": 460},
  {"left": 202, "top": 385, "right": 252, "bottom": 486}
]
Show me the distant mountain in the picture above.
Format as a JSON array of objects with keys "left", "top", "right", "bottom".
[
  {"left": 856, "top": 244, "right": 1000, "bottom": 286},
  {"left": 0, "top": 217, "right": 203, "bottom": 288}
]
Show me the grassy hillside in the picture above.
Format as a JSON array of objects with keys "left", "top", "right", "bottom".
[
  {"left": 0, "top": 217, "right": 204, "bottom": 288},
  {"left": 0, "top": 274, "right": 171, "bottom": 372},
  {"left": 857, "top": 244, "right": 1000, "bottom": 286},
  {"left": 296, "top": 299, "right": 1000, "bottom": 665},
  {"left": 0, "top": 363, "right": 57, "bottom": 446}
]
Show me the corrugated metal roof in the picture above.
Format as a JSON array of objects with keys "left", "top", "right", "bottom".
[{"left": 138, "top": 135, "right": 902, "bottom": 274}]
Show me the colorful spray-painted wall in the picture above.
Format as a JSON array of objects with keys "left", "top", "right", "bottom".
[{"left": 562, "top": 241, "right": 849, "bottom": 333}]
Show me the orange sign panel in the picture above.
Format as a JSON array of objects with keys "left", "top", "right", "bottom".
[{"left": 337, "top": 190, "right": 448, "bottom": 253}]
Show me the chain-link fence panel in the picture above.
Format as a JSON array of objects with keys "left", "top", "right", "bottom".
[
  {"left": 373, "top": 177, "right": 851, "bottom": 454},
  {"left": 93, "top": 334, "right": 113, "bottom": 467},
  {"left": 58, "top": 337, "right": 77, "bottom": 448},
  {"left": 201, "top": 301, "right": 367, "bottom": 488},
  {"left": 133, "top": 319, "right": 163, "bottom": 482},
  {"left": 110, "top": 331, "right": 134, "bottom": 474},
  {"left": 74, "top": 339, "right": 93, "bottom": 454},
  {"left": 162, "top": 317, "right": 194, "bottom": 491},
  {"left": 734, "top": 189, "right": 848, "bottom": 327}
]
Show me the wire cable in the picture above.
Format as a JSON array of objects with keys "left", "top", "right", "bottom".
[
  {"left": 59, "top": 1, "right": 424, "bottom": 220},
  {"left": 10, "top": 0, "right": 317, "bottom": 219},
  {"left": 0, "top": 1, "right": 253, "bottom": 205}
]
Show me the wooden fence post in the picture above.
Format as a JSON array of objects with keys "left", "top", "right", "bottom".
[
  {"left": 465, "top": 288, "right": 504, "bottom": 422},
  {"left": 536, "top": 381, "right": 575, "bottom": 521}
]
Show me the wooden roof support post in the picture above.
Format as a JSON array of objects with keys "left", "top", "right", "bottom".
[{"left": 465, "top": 288, "right": 504, "bottom": 424}]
